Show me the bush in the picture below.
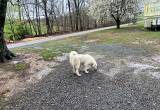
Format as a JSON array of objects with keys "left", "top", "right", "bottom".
[
  {"left": 4, "top": 21, "right": 32, "bottom": 41},
  {"left": 15, "top": 22, "right": 32, "bottom": 37},
  {"left": 9, "top": 34, "right": 22, "bottom": 41}
]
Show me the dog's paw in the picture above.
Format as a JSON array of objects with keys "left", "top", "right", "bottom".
[
  {"left": 85, "top": 71, "right": 89, "bottom": 73},
  {"left": 77, "top": 74, "right": 82, "bottom": 76}
]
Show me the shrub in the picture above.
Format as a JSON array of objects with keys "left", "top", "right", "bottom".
[
  {"left": 9, "top": 34, "right": 22, "bottom": 41},
  {"left": 4, "top": 21, "right": 32, "bottom": 41},
  {"left": 15, "top": 22, "right": 32, "bottom": 37}
]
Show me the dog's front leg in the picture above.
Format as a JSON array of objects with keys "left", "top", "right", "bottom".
[
  {"left": 84, "top": 69, "right": 89, "bottom": 73},
  {"left": 84, "top": 64, "right": 89, "bottom": 73},
  {"left": 75, "top": 69, "right": 81, "bottom": 76}
]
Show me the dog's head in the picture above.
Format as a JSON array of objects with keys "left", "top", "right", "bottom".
[{"left": 91, "top": 63, "right": 98, "bottom": 71}]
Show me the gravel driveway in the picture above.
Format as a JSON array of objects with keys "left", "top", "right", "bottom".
[{"left": 5, "top": 44, "right": 160, "bottom": 110}]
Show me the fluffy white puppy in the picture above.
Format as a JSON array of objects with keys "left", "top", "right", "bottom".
[{"left": 69, "top": 51, "right": 97, "bottom": 76}]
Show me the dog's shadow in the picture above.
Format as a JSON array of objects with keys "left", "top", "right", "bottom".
[{"left": 64, "top": 66, "right": 111, "bottom": 88}]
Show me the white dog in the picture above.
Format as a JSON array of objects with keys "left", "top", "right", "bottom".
[{"left": 69, "top": 51, "right": 97, "bottom": 76}]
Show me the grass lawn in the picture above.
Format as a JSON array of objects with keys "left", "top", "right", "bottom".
[
  {"left": 12, "top": 38, "right": 81, "bottom": 61},
  {"left": 86, "top": 22, "right": 160, "bottom": 44},
  {"left": 12, "top": 22, "right": 160, "bottom": 61}
]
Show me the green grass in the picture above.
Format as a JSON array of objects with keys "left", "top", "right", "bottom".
[
  {"left": 14, "top": 62, "right": 29, "bottom": 71},
  {"left": 12, "top": 37, "right": 80, "bottom": 61},
  {"left": 12, "top": 22, "right": 160, "bottom": 59},
  {"left": 0, "top": 96, "right": 7, "bottom": 110},
  {"left": 85, "top": 23, "right": 160, "bottom": 45},
  {"left": 40, "top": 50, "right": 60, "bottom": 61}
]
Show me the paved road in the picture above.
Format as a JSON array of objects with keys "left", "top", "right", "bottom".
[
  {"left": 5, "top": 44, "right": 160, "bottom": 110},
  {"left": 7, "top": 24, "right": 130, "bottom": 49}
]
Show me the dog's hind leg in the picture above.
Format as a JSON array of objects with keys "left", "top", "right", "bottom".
[
  {"left": 72, "top": 66, "right": 76, "bottom": 73},
  {"left": 75, "top": 64, "right": 81, "bottom": 76}
]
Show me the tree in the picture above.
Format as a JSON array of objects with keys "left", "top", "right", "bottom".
[
  {"left": 110, "top": 0, "right": 139, "bottom": 29},
  {"left": 68, "top": 0, "right": 74, "bottom": 31},
  {"left": 17, "top": 0, "right": 22, "bottom": 21},
  {"left": 35, "top": 0, "right": 42, "bottom": 35},
  {"left": 42, "top": 0, "right": 52, "bottom": 34},
  {"left": 73, "top": 0, "right": 85, "bottom": 31},
  {"left": 89, "top": 0, "right": 139, "bottom": 29},
  {"left": 0, "top": 0, "right": 15, "bottom": 62}
]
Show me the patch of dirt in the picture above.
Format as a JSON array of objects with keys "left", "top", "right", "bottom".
[
  {"left": 144, "top": 40, "right": 158, "bottom": 45},
  {"left": 21, "top": 37, "right": 46, "bottom": 42},
  {"left": 132, "top": 40, "right": 160, "bottom": 45},
  {"left": 97, "top": 54, "right": 160, "bottom": 79},
  {"left": 0, "top": 53, "right": 66, "bottom": 98},
  {"left": 152, "top": 54, "right": 160, "bottom": 63},
  {"left": 84, "top": 39, "right": 99, "bottom": 43},
  {"left": 6, "top": 37, "right": 47, "bottom": 45},
  {"left": 82, "top": 44, "right": 160, "bottom": 80},
  {"left": 132, "top": 41, "right": 140, "bottom": 45}
]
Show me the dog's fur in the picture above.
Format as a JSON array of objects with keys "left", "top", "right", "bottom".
[{"left": 69, "top": 51, "right": 97, "bottom": 76}]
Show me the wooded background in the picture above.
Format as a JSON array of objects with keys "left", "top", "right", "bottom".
[
  {"left": 0, "top": 0, "right": 144, "bottom": 62},
  {"left": 4, "top": 0, "right": 142, "bottom": 40}
]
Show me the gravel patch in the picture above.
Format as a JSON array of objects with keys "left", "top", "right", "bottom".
[{"left": 4, "top": 44, "right": 160, "bottom": 110}]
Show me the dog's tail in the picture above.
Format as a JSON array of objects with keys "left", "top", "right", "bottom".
[
  {"left": 70, "top": 51, "right": 78, "bottom": 56},
  {"left": 69, "top": 51, "right": 78, "bottom": 64}
]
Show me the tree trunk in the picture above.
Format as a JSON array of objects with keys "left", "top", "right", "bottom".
[
  {"left": 111, "top": 14, "right": 121, "bottom": 29},
  {"left": 35, "top": 0, "right": 42, "bottom": 35},
  {"left": 79, "top": 12, "right": 83, "bottom": 31},
  {"left": 0, "top": 0, "right": 15, "bottom": 62},
  {"left": 73, "top": 0, "right": 79, "bottom": 31},
  {"left": 67, "top": 0, "right": 73, "bottom": 31},
  {"left": 116, "top": 19, "right": 121, "bottom": 29},
  {"left": 17, "top": 0, "right": 21, "bottom": 21},
  {"left": 42, "top": 0, "right": 52, "bottom": 34},
  {"left": 75, "top": 11, "right": 79, "bottom": 31},
  {"left": 94, "top": 20, "right": 97, "bottom": 28}
]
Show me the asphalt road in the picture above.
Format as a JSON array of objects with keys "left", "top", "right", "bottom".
[{"left": 5, "top": 44, "right": 160, "bottom": 110}]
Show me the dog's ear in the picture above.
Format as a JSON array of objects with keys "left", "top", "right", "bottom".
[{"left": 90, "top": 63, "right": 94, "bottom": 66}]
